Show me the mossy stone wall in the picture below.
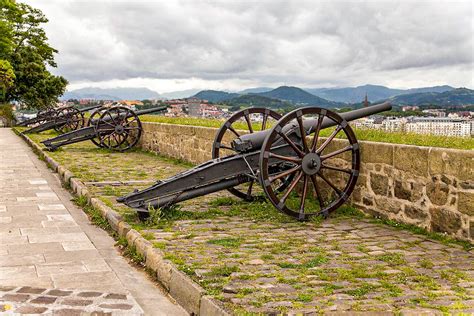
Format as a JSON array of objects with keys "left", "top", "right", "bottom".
[{"left": 139, "top": 122, "right": 474, "bottom": 242}]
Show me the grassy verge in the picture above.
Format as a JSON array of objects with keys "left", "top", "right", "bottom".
[{"left": 139, "top": 115, "right": 474, "bottom": 150}]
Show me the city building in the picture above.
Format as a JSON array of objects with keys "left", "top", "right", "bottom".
[{"left": 405, "top": 117, "right": 472, "bottom": 137}]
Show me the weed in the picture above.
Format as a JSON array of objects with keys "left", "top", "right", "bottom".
[{"left": 207, "top": 237, "right": 242, "bottom": 248}]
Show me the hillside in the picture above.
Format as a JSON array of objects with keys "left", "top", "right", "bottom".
[
  {"left": 238, "top": 87, "right": 273, "bottom": 94},
  {"left": 306, "top": 84, "right": 454, "bottom": 103},
  {"left": 223, "top": 94, "right": 291, "bottom": 108},
  {"left": 61, "top": 87, "right": 161, "bottom": 100},
  {"left": 257, "top": 86, "right": 338, "bottom": 107},
  {"left": 387, "top": 88, "right": 474, "bottom": 106},
  {"left": 192, "top": 90, "right": 240, "bottom": 102}
]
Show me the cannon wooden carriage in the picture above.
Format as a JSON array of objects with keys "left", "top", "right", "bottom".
[
  {"left": 20, "top": 105, "right": 102, "bottom": 134},
  {"left": 118, "top": 102, "right": 391, "bottom": 220},
  {"left": 41, "top": 105, "right": 167, "bottom": 151}
]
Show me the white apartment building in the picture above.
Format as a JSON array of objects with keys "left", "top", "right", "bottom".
[{"left": 405, "top": 117, "right": 472, "bottom": 137}]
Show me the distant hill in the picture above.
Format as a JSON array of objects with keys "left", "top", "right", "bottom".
[
  {"left": 256, "top": 86, "right": 338, "bottom": 107},
  {"left": 62, "top": 87, "right": 161, "bottom": 101},
  {"left": 238, "top": 87, "right": 273, "bottom": 94},
  {"left": 387, "top": 88, "right": 474, "bottom": 106},
  {"left": 192, "top": 90, "right": 240, "bottom": 102},
  {"left": 223, "top": 94, "right": 291, "bottom": 108},
  {"left": 306, "top": 84, "right": 454, "bottom": 103}
]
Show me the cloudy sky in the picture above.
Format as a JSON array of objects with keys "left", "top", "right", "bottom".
[{"left": 25, "top": 0, "right": 473, "bottom": 92}]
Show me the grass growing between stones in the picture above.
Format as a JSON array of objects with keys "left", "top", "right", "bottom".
[{"left": 18, "top": 128, "right": 474, "bottom": 315}]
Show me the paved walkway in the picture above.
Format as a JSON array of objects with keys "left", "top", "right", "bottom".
[{"left": 0, "top": 129, "right": 186, "bottom": 315}]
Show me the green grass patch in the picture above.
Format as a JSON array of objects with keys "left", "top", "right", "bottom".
[
  {"left": 207, "top": 265, "right": 239, "bottom": 277},
  {"left": 138, "top": 116, "right": 474, "bottom": 150},
  {"left": 207, "top": 237, "right": 242, "bottom": 248}
]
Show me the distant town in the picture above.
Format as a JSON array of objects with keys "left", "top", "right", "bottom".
[
  {"left": 41, "top": 93, "right": 472, "bottom": 138},
  {"left": 12, "top": 84, "right": 474, "bottom": 137}
]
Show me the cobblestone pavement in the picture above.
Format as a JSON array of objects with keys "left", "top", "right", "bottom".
[
  {"left": 145, "top": 209, "right": 474, "bottom": 315},
  {"left": 0, "top": 129, "right": 186, "bottom": 315}
]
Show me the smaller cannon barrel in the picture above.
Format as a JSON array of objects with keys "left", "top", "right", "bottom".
[
  {"left": 77, "top": 104, "right": 103, "bottom": 113},
  {"left": 232, "top": 102, "right": 392, "bottom": 152}
]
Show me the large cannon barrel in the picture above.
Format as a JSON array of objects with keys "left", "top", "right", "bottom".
[
  {"left": 133, "top": 106, "right": 168, "bottom": 116},
  {"left": 232, "top": 102, "right": 391, "bottom": 152}
]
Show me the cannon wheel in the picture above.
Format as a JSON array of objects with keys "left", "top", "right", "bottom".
[
  {"left": 259, "top": 107, "right": 360, "bottom": 220},
  {"left": 88, "top": 106, "right": 108, "bottom": 148},
  {"left": 96, "top": 106, "right": 142, "bottom": 151},
  {"left": 212, "top": 108, "right": 282, "bottom": 201},
  {"left": 53, "top": 107, "right": 84, "bottom": 134}
]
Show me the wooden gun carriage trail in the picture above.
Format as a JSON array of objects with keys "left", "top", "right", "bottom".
[
  {"left": 118, "top": 102, "right": 392, "bottom": 220},
  {"left": 19, "top": 104, "right": 102, "bottom": 134},
  {"left": 40, "top": 105, "right": 167, "bottom": 151}
]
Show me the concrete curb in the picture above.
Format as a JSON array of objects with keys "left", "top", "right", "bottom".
[{"left": 16, "top": 130, "right": 230, "bottom": 316}]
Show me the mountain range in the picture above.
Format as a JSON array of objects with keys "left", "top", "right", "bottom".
[
  {"left": 61, "top": 87, "right": 161, "bottom": 101},
  {"left": 61, "top": 84, "right": 473, "bottom": 107}
]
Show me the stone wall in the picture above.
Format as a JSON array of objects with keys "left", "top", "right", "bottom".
[{"left": 139, "top": 122, "right": 474, "bottom": 242}]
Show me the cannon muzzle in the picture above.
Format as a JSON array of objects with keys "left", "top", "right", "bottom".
[{"left": 232, "top": 102, "right": 391, "bottom": 152}]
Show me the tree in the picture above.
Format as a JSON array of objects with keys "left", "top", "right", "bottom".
[
  {"left": 0, "top": 59, "right": 15, "bottom": 101},
  {"left": 0, "top": 0, "right": 67, "bottom": 109}
]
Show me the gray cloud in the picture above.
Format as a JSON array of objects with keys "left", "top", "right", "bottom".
[{"left": 28, "top": 0, "right": 473, "bottom": 90}]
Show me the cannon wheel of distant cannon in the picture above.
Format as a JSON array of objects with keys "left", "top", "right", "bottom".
[
  {"left": 36, "top": 107, "right": 56, "bottom": 125},
  {"left": 88, "top": 106, "right": 108, "bottom": 148},
  {"left": 259, "top": 107, "right": 360, "bottom": 220},
  {"left": 96, "top": 106, "right": 143, "bottom": 151},
  {"left": 212, "top": 107, "right": 282, "bottom": 201},
  {"left": 53, "top": 107, "right": 85, "bottom": 134}
]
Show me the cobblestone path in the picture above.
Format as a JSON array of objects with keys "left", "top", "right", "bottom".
[
  {"left": 0, "top": 129, "right": 186, "bottom": 315},
  {"left": 147, "top": 215, "right": 474, "bottom": 315}
]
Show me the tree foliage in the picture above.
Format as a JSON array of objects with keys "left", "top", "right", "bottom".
[{"left": 0, "top": 0, "right": 67, "bottom": 109}]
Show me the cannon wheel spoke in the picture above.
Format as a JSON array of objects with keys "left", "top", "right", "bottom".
[
  {"left": 268, "top": 152, "right": 301, "bottom": 163},
  {"left": 321, "top": 164, "right": 352, "bottom": 174},
  {"left": 310, "top": 114, "right": 324, "bottom": 152},
  {"left": 320, "top": 145, "right": 353, "bottom": 161},
  {"left": 317, "top": 125, "right": 342, "bottom": 154},
  {"left": 278, "top": 131, "right": 305, "bottom": 158},
  {"left": 296, "top": 115, "right": 309, "bottom": 153},
  {"left": 260, "top": 106, "right": 360, "bottom": 220}
]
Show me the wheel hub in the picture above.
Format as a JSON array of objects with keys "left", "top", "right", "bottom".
[
  {"left": 115, "top": 125, "right": 124, "bottom": 133},
  {"left": 301, "top": 153, "right": 321, "bottom": 175}
]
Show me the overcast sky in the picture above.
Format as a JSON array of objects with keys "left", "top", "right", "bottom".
[{"left": 25, "top": 0, "right": 473, "bottom": 92}]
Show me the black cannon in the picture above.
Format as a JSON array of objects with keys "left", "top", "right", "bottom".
[
  {"left": 41, "top": 105, "right": 167, "bottom": 151},
  {"left": 118, "top": 102, "right": 392, "bottom": 220},
  {"left": 21, "top": 105, "right": 102, "bottom": 134}
]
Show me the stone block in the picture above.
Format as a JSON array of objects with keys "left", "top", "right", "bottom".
[
  {"left": 394, "top": 180, "right": 422, "bottom": 202},
  {"left": 375, "top": 196, "right": 401, "bottom": 214},
  {"left": 145, "top": 248, "right": 173, "bottom": 290},
  {"left": 370, "top": 173, "right": 389, "bottom": 196},
  {"left": 404, "top": 205, "right": 428, "bottom": 221},
  {"left": 429, "top": 147, "right": 474, "bottom": 181},
  {"left": 200, "top": 296, "right": 230, "bottom": 316},
  {"left": 117, "top": 221, "right": 131, "bottom": 238},
  {"left": 126, "top": 230, "right": 142, "bottom": 247},
  {"left": 170, "top": 269, "right": 204, "bottom": 315},
  {"left": 429, "top": 207, "right": 462, "bottom": 234},
  {"left": 359, "top": 141, "right": 393, "bottom": 165},
  {"left": 426, "top": 181, "right": 449, "bottom": 206},
  {"left": 105, "top": 211, "right": 120, "bottom": 231},
  {"left": 458, "top": 192, "right": 474, "bottom": 216},
  {"left": 134, "top": 237, "right": 152, "bottom": 260},
  {"left": 470, "top": 221, "right": 474, "bottom": 240},
  {"left": 394, "top": 145, "right": 429, "bottom": 177}
]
